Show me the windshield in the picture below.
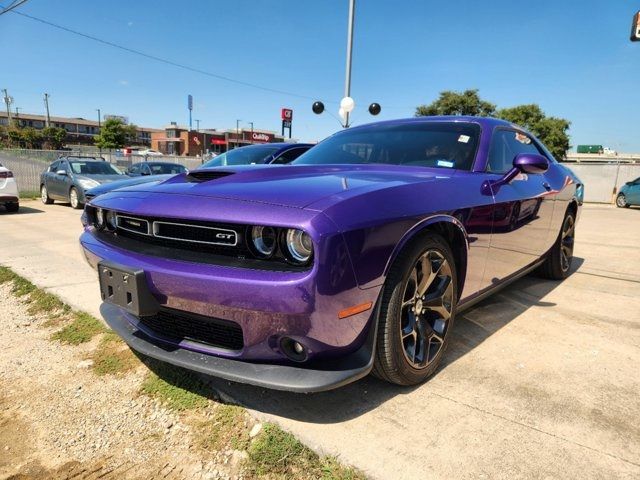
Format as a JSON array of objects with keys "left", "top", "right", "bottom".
[
  {"left": 149, "top": 163, "right": 187, "bottom": 174},
  {"left": 70, "top": 161, "right": 123, "bottom": 175},
  {"left": 200, "top": 145, "right": 281, "bottom": 168},
  {"left": 294, "top": 122, "right": 480, "bottom": 170}
]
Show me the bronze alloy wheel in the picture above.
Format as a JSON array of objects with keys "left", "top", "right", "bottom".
[
  {"left": 373, "top": 233, "right": 457, "bottom": 386},
  {"left": 560, "top": 214, "right": 575, "bottom": 273},
  {"left": 399, "top": 250, "right": 454, "bottom": 368}
]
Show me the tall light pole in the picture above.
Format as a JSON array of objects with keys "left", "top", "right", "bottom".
[
  {"left": 343, "top": 0, "right": 356, "bottom": 128},
  {"left": 96, "top": 109, "right": 102, "bottom": 154},
  {"left": 2, "top": 89, "right": 12, "bottom": 124},
  {"left": 43, "top": 93, "right": 51, "bottom": 127},
  {"left": 236, "top": 119, "right": 241, "bottom": 150},
  {"left": 248, "top": 121, "right": 254, "bottom": 144}
]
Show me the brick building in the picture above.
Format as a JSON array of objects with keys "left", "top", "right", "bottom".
[{"left": 151, "top": 122, "right": 286, "bottom": 156}]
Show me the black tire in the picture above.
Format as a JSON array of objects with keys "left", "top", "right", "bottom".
[
  {"left": 69, "top": 187, "right": 82, "bottom": 209},
  {"left": 41, "top": 184, "right": 54, "bottom": 204},
  {"left": 616, "top": 194, "right": 629, "bottom": 208},
  {"left": 372, "top": 233, "right": 457, "bottom": 386},
  {"left": 5, "top": 202, "right": 19, "bottom": 213},
  {"left": 538, "top": 210, "right": 576, "bottom": 280}
]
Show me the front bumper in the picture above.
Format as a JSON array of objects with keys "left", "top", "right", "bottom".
[{"left": 102, "top": 301, "right": 376, "bottom": 392}]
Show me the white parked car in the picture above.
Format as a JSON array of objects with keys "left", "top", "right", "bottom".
[
  {"left": 137, "top": 149, "right": 164, "bottom": 156},
  {"left": 0, "top": 161, "right": 19, "bottom": 212}
]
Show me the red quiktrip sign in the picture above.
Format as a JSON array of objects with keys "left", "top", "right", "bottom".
[{"left": 281, "top": 108, "right": 293, "bottom": 121}]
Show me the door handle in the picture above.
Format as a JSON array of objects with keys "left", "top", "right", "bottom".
[{"left": 542, "top": 182, "right": 552, "bottom": 191}]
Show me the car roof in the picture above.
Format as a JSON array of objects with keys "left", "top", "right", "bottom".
[
  {"left": 132, "top": 161, "right": 184, "bottom": 166},
  {"left": 346, "top": 116, "right": 518, "bottom": 132},
  {"left": 60, "top": 155, "right": 105, "bottom": 162}
]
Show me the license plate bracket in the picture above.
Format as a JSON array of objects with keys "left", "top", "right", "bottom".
[{"left": 98, "top": 262, "right": 159, "bottom": 317}]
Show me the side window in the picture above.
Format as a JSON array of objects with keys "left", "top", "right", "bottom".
[
  {"left": 142, "top": 164, "right": 152, "bottom": 175},
  {"left": 129, "top": 164, "right": 141, "bottom": 174},
  {"left": 273, "top": 148, "right": 308, "bottom": 164},
  {"left": 487, "top": 130, "right": 543, "bottom": 174},
  {"left": 49, "top": 161, "right": 59, "bottom": 172},
  {"left": 59, "top": 161, "right": 70, "bottom": 173}
]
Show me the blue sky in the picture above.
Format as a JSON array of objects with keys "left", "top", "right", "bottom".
[{"left": 1, "top": 0, "right": 639, "bottom": 151}]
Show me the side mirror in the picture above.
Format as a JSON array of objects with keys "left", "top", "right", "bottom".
[
  {"left": 513, "top": 153, "right": 549, "bottom": 175},
  {"left": 482, "top": 153, "right": 549, "bottom": 195},
  {"left": 56, "top": 169, "right": 67, "bottom": 176},
  {"left": 631, "top": 11, "right": 640, "bottom": 42}
]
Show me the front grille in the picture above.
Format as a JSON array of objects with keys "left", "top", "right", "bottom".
[
  {"left": 153, "top": 221, "right": 237, "bottom": 246},
  {"left": 139, "top": 307, "right": 244, "bottom": 351}
]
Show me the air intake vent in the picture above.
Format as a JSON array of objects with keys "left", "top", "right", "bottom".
[{"left": 186, "top": 170, "right": 235, "bottom": 183}]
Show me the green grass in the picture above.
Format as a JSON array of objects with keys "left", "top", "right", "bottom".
[
  {"left": 140, "top": 365, "right": 210, "bottom": 411},
  {"left": 247, "top": 423, "right": 366, "bottom": 479},
  {"left": 196, "top": 404, "right": 250, "bottom": 452},
  {"left": 51, "top": 311, "right": 105, "bottom": 345},
  {"left": 91, "top": 331, "right": 139, "bottom": 376}
]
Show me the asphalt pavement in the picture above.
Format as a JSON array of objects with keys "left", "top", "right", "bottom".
[{"left": 1, "top": 201, "right": 638, "bottom": 479}]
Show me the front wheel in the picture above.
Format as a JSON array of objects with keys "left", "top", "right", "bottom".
[
  {"left": 372, "top": 233, "right": 457, "bottom": 386},
  {"left": 538, "top": 210, "right": 576, "bottom": 280},
  {"left": 41, "top": 185, "right": 53, "bottom": 204},
  {"left": 616, "top": 194, "right": 629, "bottom": 208},
  {"left": 69, "top": 187, "right": 82, "bottom": 209}
]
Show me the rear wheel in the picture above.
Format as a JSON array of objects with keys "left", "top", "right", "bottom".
[
  {"left": 5, "top": 202, "right": 19, "bottom": 213},
  {"left": 69, "top": 187, "right": 82, "bottom": 209},
  {"left": 616, "top": 194, "right": 629, "bottom": 208},
  {"left": 41, "top": 185, "right": 53, "bottom": 204},
  {"left": 373, "top": 233, "right": 457, "bottom": 386},
  {"left": 538, "top": 210, "right": 576, "bottom": 280}
]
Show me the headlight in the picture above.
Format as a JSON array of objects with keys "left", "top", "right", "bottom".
[
  {"left": 283, "top": 228, "right": 313, "bottom": 264},
  {"left": 78, "top": 178, "right": 100, "bottom": 189},
  {"left": 250, "top": 226, "right": 277, "bottom": 258},
  {"left": 95, "top": 208, "right": 105, "bottom": 229},
  {"left": 105, "top": 210, "right": 117, "bottom": 231}
]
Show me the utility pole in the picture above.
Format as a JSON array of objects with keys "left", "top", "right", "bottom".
[
  {"left": 43, "top": 93, "right": 51, "bottom": 127},
  {"left": 236, "top": 119, "right": 241, "bottom": 150},
  {"left": 248, "top": 122, "right": 254, "bottom": 144},
  {"left": 15, "top": 107, "right": 21, "bottom": 118},
  {"left": 96, "top": 109, "right": 102, "bottom": 154},
  {"left": 2, "top": 89, "right": 13, "bottom": 124},
  {"left": 343, "top": 0, "right": 356, "bottom": 128},
  {"left": 195, "top": 119, "right": 200, "bottom": 131}
]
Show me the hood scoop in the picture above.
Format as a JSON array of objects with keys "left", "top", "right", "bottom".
[{"left": 186, "top": 170, "right": 235, "bottom": 183}]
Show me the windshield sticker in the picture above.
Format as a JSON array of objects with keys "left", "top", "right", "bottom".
[
  {"left": 515, "top": 132, "right": 532, "bottom": 145},
  {"left": 436, "top": 160, "right": 455, "bottom": 168},
  {"left": 458, "top": 134, "right": 470, "bottom": 143}
]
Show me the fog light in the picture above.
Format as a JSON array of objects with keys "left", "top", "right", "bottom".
[{"left": 280, "top": 337, "right": 308, "bottom": 362}]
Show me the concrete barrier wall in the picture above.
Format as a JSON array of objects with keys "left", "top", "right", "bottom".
[{"left": 565, "top": 163, "right": 640, "bottom": 203}]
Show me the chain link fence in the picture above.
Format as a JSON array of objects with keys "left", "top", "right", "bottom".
[{"left": 0, "top": 148, "right": 205, "bottom": 195}]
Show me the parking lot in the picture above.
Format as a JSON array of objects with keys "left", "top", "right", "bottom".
[{"left": 1, "top": 201, "right": 639, "bottom": 479}]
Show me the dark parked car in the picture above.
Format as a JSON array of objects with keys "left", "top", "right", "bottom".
[
  {"left": 41, "top": 156, "right": 126, "bottom": 209},
  {"left": 616, "top": 177, "right": 640, "bottom": 207},
  {"left": 127, "top": 162, "right": 187, "bottom": 177},
  {"left": 201, "top": 143, "right": 314, "bottom": 168},
  {"left": 80, "top": 117, "right": 582, "bottom": 392},
  {"left": 84, "top": 175, "right": 173, "bottom": 203}
]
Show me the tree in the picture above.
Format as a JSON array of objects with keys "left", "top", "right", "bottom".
[
  {"left": 415, "top": 89, "right": 496, "bottom": 117},
  {"left": 496, "top": 104, "right": 571, "bottom": 160},
  {"left": 94, "top": 118, "right": 139, "bottom": 149},
  {"left": 20, "top": 127, "right": 43, "bottom": 149},
  {"left": 415, "top": 89, "right": 571, "bottom": 160},
  {"left": 41, "top": 126, "right": 67, "bottom": 150}
]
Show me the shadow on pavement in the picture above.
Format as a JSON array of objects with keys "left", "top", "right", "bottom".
[
  {"left": 1, "top": 205, "right": 46, "bottom": 215},
  {"left": 145, "top": 258, "right": 585, "bottom": 424}
]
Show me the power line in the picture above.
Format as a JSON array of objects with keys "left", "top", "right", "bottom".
[
  {"left": 2, "top": 6, "right": 325, "bottom": 102},
  {"left": 0, "top": 0, "right": 28, "bottom": 16}
]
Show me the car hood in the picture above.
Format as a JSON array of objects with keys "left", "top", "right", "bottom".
[
  {"left": 86, "top": 174, "right": 172, "bottom": 195},
  {"left": 123, "top": 164, "right": 454, "bottom": 210},
  {"left": 78, "top": 174, "right": 128, "bottom": 184}
]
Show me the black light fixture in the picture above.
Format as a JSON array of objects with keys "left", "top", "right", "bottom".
[{"left": 312, "top": 101, "right": 325, "bottom": 114}]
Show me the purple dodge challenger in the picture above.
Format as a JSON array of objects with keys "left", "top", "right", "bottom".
[{"left": 80, "top": 117, "right": 582, "bottom": 392}]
